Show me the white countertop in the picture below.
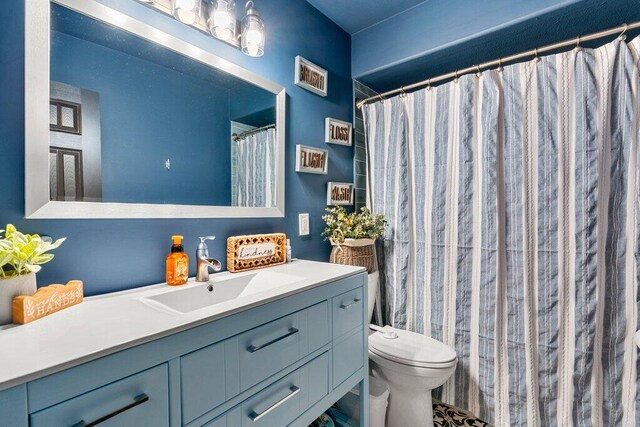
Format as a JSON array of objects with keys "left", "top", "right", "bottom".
[{"left": 0, "top": 260, "right": 364, "bottom": 391}]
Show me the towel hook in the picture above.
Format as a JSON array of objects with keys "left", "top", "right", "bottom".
[{"left": 619, "top": 23, "right": 628, "bottom": 41}]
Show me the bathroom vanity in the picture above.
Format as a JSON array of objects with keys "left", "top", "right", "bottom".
[{"left": 0, "top": 261, "right": 368, "bottom": 426}]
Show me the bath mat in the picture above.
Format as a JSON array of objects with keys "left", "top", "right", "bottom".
[{"left": 433, "top": 400, "right": 493, "bottom": 427}]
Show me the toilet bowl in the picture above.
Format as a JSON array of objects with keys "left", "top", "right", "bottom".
[{"left": 367, "top": 274, "right": 457, "bottom": 427}]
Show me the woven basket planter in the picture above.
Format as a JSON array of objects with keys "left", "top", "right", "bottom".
[{"left": 329, "top": 238, "right": 376, "bottom": 273}]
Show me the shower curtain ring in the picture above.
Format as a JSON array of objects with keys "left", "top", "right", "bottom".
[
  {"left": 475, "top": 65, "right": 482, "bottom": 77},
  {"left": 619, "top": 23, "right": 628, "bottom": 41},
  {"left": 576, "top": 36, "right": 582, "bottom": 52},
  {"left": 454, "top": 70, "right": 459, "bottom": 82},
  {"left": 377, "top": 94, "right": 384, "bottom": 104},
  {"left": 426, "top": 78, "right": 432, "bottom": 90},
  {"left": 497, "top": 57, "right": 504, "bottom": 72},
  {"left": 400, "top": 86, "right": 407, "bottom": 98},
  {"left": 533, "top": 48, "right": 541, "bottom": 63}
]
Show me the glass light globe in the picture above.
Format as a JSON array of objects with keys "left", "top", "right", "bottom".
[
  {"left": 171, "top": 0, "right": 200, "bottom": 25},
  {"left": 208, "top": 0, "right": 236, "bottom": 42},
  {"left": 241, "top": 1, "right": 264, "bottom": 57}
]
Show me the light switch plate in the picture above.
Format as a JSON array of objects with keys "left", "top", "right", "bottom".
[{"left": 298, "top": 213, "right": 310, "bottom": 236}]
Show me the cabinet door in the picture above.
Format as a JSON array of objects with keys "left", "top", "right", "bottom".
[
  {"left": 332, "top": 287, "right": 364, "bottom": 339},
  {"left": 29, "top": 364, "right": 169, "bottom": 427},
  {"left": 181, "top": 340, "right": 227, "bottom": 424}
]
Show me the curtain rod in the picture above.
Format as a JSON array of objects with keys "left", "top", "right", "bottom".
[
  {"left": 232, "top": 124, "right": 276, "bottom": 141},
  {"left": 356, "top": 21, "right": 640, "bottom": 109}
]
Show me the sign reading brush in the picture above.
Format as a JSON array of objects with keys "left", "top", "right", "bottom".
[{"left": 294, "top": 56, "right": 328, "bottom": 97}]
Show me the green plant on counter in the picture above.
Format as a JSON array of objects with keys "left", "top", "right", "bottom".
[
  {"left": 0, "top": 224, "right": 66, "bottom": 278},
  {"left": 322, "top": 206, "right": 386, "bottom": 243}
]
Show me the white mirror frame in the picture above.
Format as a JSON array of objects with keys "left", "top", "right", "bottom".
[{"left": 25, "top": 0, "right": 285, "bottom": 219}]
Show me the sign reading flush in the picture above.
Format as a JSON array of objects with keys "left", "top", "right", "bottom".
[{"left": 296, "top": 144, "right": 328, "bottom": 174}]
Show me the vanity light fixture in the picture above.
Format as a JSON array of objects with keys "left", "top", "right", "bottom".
[
  {"left": 171, "top": 0, "right": 201, "bottom": 25},
  {"left": 240, "top": 1, "right": 265, "bottom": 57},
  {"left": 208, "top": 0, "right": 236, "bottom": 41}
]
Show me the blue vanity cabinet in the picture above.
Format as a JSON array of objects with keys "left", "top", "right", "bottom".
[{"left": 1, "top": 271, "right": 367, "bottom": 427}]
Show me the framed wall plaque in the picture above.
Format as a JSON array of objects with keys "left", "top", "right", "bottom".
[
  {"left": 296, "top": 144, "right": 328, "bottom": 174},
  {"left": 327, "top": 182, "right": 354, "bottom": 205},
  {"left": 294, "top": 56, "right": 328, "bottom": 97},
  {"left": 325, "top": 117, "right": 352, "bottom": 146},
  {"left": 227, "top": 233, "right": 287, "bottom": 272}
]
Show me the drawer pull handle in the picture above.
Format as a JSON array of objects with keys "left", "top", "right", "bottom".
[
  {"left": 247, "top": 327, "right": 299, "bottom": 353},
  {"left": 340, "top": 298, "right": 361, "bottom": 309},
  {"left": 249, "top": 385, "right": 300, "bottom": 422},
  {"left": 71, "top": 393, "right": 149, "bottom": 427}
]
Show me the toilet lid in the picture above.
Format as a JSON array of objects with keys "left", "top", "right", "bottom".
[{"left": 369, "top": 328, "right": 457, "bottom": 368}]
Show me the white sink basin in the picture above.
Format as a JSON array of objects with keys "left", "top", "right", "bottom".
[{"left": 141, "top": 270, "right": 305, "bottom": 314}]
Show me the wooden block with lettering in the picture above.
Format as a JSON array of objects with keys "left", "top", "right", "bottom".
[
  {"left": 227, "top": 233, "right": 287, "bottom": 272},
  {"left": 12, "top": 280, "right": 83, "bottom": 324}
]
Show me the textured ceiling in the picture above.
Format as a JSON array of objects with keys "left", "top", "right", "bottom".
[{"left": 305, "top": 0, "right": 425, "bottom": 34}]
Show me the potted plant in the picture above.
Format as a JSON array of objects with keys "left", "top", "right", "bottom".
[
  {"left": 322, "top": 206, "right": 386, "bottom": 273},
  {"left": 0, "top": 225, "right": 65, "bottom": 325}
]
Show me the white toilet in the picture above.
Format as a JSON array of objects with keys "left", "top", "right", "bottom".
[{"left": 367, "top": 273, "right": 457, "bottom": 427}]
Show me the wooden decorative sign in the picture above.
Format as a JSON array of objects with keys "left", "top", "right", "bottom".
[
  {"left": 294, "top": 56, "right": 328, "bottom": 97},
  {"left": 327, "top": 182, "right": 354, "bottom": 206},
  {"left": 227, "top": 233, "right": 287, "bottom": 272},
  {"left": 325, "top": 118, "right": 352, "bottom": 146},
  {"left": 12, "top": 280, "right": 83, "bottom": 324},
  {"left": 296, "top": 144, "right": 328, "bottom": 174}
]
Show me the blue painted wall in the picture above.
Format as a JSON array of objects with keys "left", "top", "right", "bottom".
[
  {"left": 353, "top": 0, "right": 640, "bottom": 91},
  {"left": 0, "top": 0, "right": 352, "bottom": 295},
  {"left": 52, "top": 30, "right": 232, "bottom": 205}
]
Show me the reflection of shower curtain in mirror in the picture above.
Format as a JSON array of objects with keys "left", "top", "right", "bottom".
[
  {"left": 232, "top": 128, "right": 276, "bottom": 207},
  {"left": 364, "top": 39, "right": 640, "bottom": 426}
]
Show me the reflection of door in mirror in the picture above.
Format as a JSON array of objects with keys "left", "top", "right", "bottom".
[
  {"left": 49, "top": 81, "right": 103, "bottom": 202},
  {"left": 49, "top": 147, "right": 83, "bottom": 201}
]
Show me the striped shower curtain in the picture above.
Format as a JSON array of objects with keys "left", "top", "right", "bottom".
[
  {"left": 232, "top": 128, "right": 276, "bottom": 207},
  {"left": 363, "top": 38, "right": 640, "bottom": 426}
]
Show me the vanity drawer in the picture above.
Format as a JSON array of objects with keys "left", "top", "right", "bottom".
[
  {"left": 332, "top": 287, "right": 364, "bottom": 339},
  {"left": 29, "top": 364, "right": 169, "bottom": 427},
  {"left": 239, "top": 352, "right": 328, "bottom": 426},
  {"left": 332, "top": 328, "right": 364, "bottom": 386},
  {"left": 238, "top": 301, "right": 328, "bottom": 391}
]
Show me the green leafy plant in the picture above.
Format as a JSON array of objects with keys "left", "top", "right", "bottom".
[
  {"left": 0, "top": 224, "right": 65, "bottom": 278},
  {"left": 322, "top": 206, "right": 386, "bottom": 243}
]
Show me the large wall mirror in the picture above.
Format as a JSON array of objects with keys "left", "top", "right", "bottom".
[{"left": 25, "top": 0, "right": 285, "bottom": 218}]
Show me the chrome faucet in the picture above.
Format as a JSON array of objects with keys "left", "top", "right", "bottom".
[{"left": 196, "top": 236, "right": 222, "bottom": 282}]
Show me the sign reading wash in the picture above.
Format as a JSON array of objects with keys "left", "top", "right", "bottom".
[
  {"left": 294, "top": 56, "right": 328, "bottom": 97},
  {"left": 327, "top": 182, "right": 354, "bottom": 206}
]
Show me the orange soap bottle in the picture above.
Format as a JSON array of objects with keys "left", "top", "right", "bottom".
[{"left": 166, "top": 235, "right": 189, "bottom": 286}]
